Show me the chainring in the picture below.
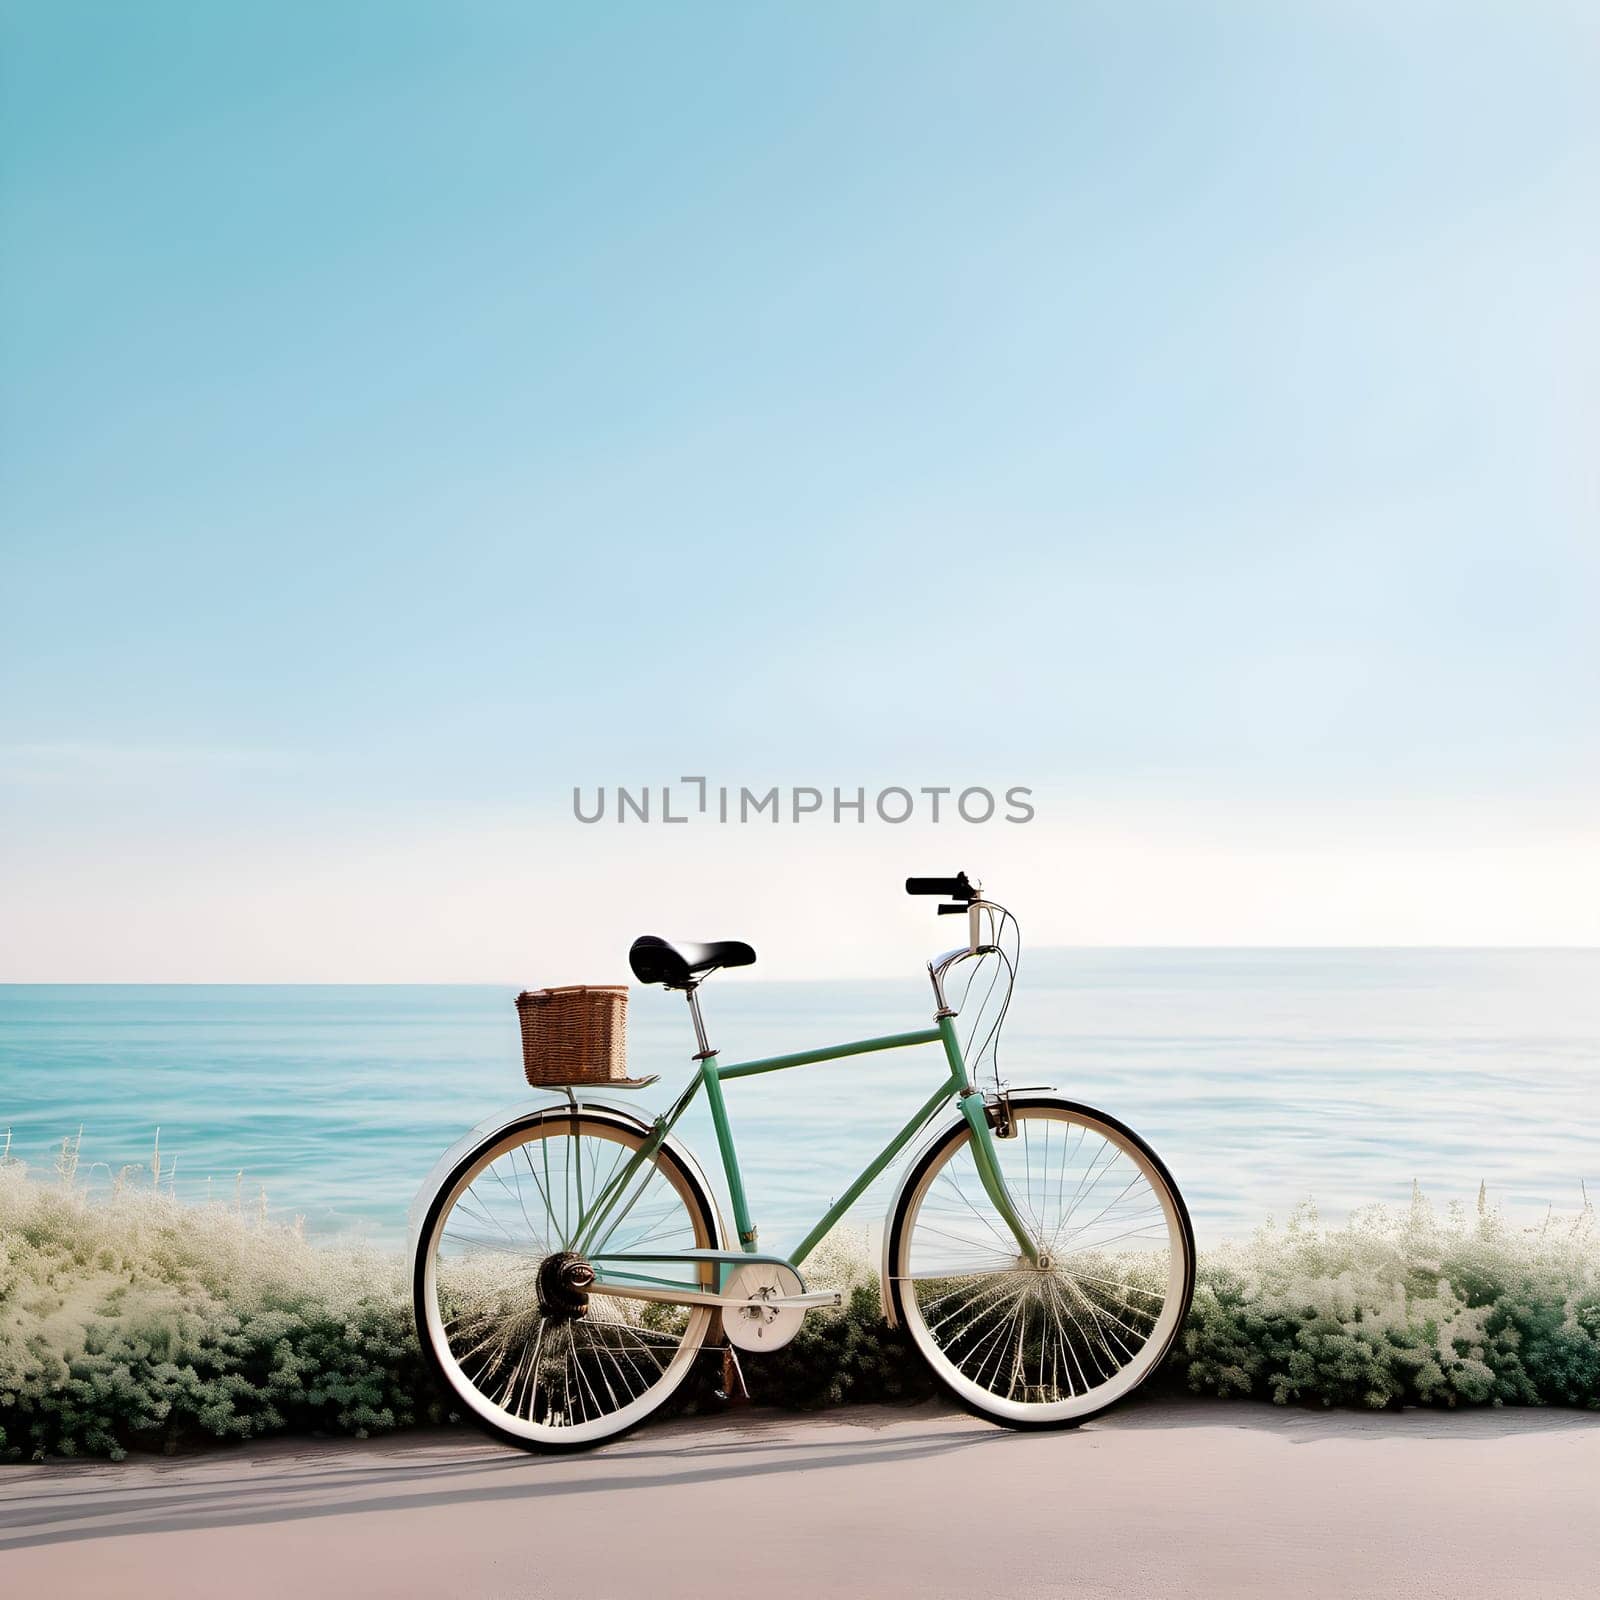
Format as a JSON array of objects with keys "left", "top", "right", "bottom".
[{"left": 721, "top": 1262, "right": 807, "bottom": 1352}]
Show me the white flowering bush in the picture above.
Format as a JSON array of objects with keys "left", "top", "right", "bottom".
[
  {"left": 0, "top": 1160, "right": 441, "bottom": 1461},
  {"left": 1176, "top": 1187, "right": 1600, "bottom": 1410},
  {"left": 2, "top": 1158, "right": 1595, "bottom": 1459}
]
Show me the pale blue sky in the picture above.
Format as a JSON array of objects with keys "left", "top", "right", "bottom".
[{"left": 3, "top": 2, "right": 1597, "bottom": 977}]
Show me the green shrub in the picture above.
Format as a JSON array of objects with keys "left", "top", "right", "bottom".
[
  {"left": 1175, "top": 1188, "right": 1600, "bottom": 1410},
  {"left": 2, "top": 1162, "right": 1594, "bottom": 1460},
  {"left": 0, "top": 1163, "right": 446, "bottom": 1460}
]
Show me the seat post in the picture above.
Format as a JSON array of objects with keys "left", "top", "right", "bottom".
[{"left": 684, "top": 983, "right": 716, "bottom": 1059}]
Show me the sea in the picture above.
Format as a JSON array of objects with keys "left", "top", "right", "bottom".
[{"left": 2, "top": 950, "right": 1595, "bottom": 1252}]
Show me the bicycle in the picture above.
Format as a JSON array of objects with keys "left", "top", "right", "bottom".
[{"left": 410, "top": 872, "right": 1196, "bottom": 1451}]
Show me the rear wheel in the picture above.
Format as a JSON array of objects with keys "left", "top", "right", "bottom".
[
  {"left": 887, "top": 1098, "right": 1194, "bottom": 1428},
  {"left": 413, "top": 1111, "right": 718, "bottom": 1451}
]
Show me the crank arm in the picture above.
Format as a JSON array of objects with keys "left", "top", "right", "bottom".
[{"left": 587, "top": 1280, "right": 843, "bottom": 1312}]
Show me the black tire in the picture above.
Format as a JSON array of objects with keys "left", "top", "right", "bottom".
[{"left": 886, "top": 1095, "right": 1196, "bottom": 1431}]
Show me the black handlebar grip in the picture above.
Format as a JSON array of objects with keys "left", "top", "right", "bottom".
[{"left": 906, "top": 872, "right": 973, "bottom": 900}]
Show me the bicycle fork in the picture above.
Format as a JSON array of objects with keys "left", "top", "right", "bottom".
[{"left": 939, "top": 1015, "right": 1041, "bottom": 1266}]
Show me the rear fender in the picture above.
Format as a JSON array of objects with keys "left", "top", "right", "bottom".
[{"left": 408, "top": 1092, "right": 727, "bottom": 1257}]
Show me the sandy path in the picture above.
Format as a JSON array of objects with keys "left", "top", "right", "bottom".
[{"left": 2, "top": 1398, "right": 1595, "bottom": 1598}]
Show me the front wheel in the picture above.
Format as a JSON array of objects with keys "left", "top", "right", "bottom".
[{"left": 887, "top": 1097, "right": 1194, "bottom": 1428}]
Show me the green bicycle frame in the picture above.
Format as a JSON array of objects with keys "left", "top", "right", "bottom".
[{"left": 576, "top": 1007, "right": 1040, "bottom": 1277}]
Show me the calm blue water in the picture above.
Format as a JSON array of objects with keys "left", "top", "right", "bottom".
[{"left": 2, "top": 951, "right": 1596, "bottom": 1250}]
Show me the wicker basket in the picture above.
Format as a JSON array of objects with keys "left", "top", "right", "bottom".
[{"left": 515, "top": 985, "right": 631, "bottom": 1086}]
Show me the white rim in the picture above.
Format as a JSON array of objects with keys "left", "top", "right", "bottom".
[
  {"left": 894, "top": 1106, "right": 1189, "bottom": 1424},
  {"left": 419, "top": 1116, "right": 715, "bottom": 1446}
]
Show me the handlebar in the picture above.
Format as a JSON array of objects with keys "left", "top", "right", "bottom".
[{"left": 906, "top": 872, "right": 976, "bottom": 902}]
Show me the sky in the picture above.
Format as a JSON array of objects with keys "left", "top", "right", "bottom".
[{"left": 2, "top": 1, "right": 1598, "bottom": 980}]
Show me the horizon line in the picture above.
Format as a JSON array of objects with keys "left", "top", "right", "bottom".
[{"left": 3, "top": 943, "right": 1598, "bottom": 988}]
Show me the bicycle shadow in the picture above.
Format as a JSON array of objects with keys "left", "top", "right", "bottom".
[{"left": 0, "top": 1406, "right": 999, "bottom": 1551}]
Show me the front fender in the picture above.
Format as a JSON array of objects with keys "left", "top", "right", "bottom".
[{"left": 407, "top": 1091, "right": 727, "bottom": 1258}]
